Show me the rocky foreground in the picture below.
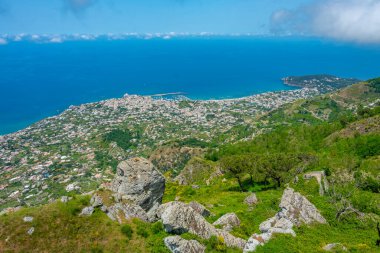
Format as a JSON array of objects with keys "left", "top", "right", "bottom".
[{"left": 76, "top": 157, "right": 327, "bottom": 253}]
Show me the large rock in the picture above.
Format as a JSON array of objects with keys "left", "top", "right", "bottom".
[
  {"left": 245, "top": 188, "right": 327, "bottom": 252},
  {"left": 259, "top": 188, "right": 326, "bottom": 236},
  {"left": 164, "top": 236, "right": 205, "bottom": 253},
  {"left": 259, "top": 216, "right": 296, "bottom": 236},
  {"left": 106, "top": 203, "right": 149, "bottom": 223},
  {"left": 159, "top": 201, "right": 246, "bottom": 249},
  {"left": 213, "top": 213, "right": 241, "bottom": 232},
  {"left": 111, "top": 157, "right": 165, "bottom": 213},
  {"left": 278, "top": 187, "right": 327, "bottom": 226}
]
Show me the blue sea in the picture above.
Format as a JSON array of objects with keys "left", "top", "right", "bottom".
[{"left": 1, "top": 36, "right": 380, "bottom": 135}]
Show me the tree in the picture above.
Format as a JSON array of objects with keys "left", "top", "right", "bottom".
[
  {"left": 246, "top": 154, "right": 266, "bottom": 186},
  {"left": 220, "top": 155, "right": 247, "bottom": 191},
  {"left": 262, "top": 153, "right": 299, "bottom": 187}
]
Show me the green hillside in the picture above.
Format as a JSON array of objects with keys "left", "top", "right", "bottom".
[{"left": 1, "top": 79, "right": 379, "bottom": 252}]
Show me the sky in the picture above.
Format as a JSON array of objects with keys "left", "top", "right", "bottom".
[{"left": 0, "top": 0, "right": 380, "bottom": 43}]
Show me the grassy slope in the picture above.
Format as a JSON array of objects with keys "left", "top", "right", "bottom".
[{"left": 0, "top": 81, "right": 379, "bottom": 253}]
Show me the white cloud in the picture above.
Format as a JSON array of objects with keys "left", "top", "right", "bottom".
[{"left": 271, "top": 0, "right": 380, "bottom": 43}]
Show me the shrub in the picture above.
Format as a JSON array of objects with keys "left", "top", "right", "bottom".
[
  {"left": 121, "top": 224, "right": 133, "bottom": 239},
  {"left": 136, "top": 226, "right": 149, "bottom": 238},
  {"left": 151, "top": 222, "right": 164, "bottom": 234}
]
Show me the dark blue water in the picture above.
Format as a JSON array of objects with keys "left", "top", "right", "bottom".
[{"left": 1, "top": 37, "right": 380, "bottom": 135}]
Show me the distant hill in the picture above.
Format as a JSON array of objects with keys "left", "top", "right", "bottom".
[{"left": 282, "top": 74, "right": 361, "bottom": 92}]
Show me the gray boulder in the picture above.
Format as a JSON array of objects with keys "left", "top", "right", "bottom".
[
  {"left": 111, "top": 158, "right": 165, "bottom": 213},
  {"left": 278, "top": 187, "right": 327, "bottom": 226},
  {"left": 213, "top": 213, "right": 241, "bottom": 232},
  {"left": 244, "top": 233, "right": 272, "bottom": 253},
  {"left": 259, "top": 188, "right": 326, "bottom": 236},
  {"left": 90, "top": 194, "right": 103, "bottom": 207},
  {"left": 323, "top": 243, "right": 347, "bottom": 251},
  {"left": 259, "top": 216, "right": 296, "bottom": 236},
  {"left": 23, "top": 216, "right": 33, "bottom": 222},
  {"left": 106, "top": 203, "right": 149, "bottom": 223},
  {"left": 249, "top": 187, "right": 327, "bottom": 251},
  {"left": 80, "top": 206, "right": 94, "bottom": 216},
  {"left": 164, "top": 236, "right": 205, "bottom": 253},
  {"left": 244, "top": 193, "right": 258, "bottom": 206},
  {"left": 188, "top": 201, "right": 211, "bottom": 217},
  {"left": 27, "top": 227, "right": 35, "bottom": 235},
  {"left": 61, "top": 196, "right": 70, "bottom": 203},
  {"left": 159, "top": 201, "right": 246, "bottom": 249}
]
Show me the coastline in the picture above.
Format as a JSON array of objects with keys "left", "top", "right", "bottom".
[{"left": 0, "top": 85, "right": 299, "bottom": 136}]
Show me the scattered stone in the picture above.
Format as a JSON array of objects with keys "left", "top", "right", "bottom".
[
  {"left": 244, "top": 193, "right": 258, "bottom": 206},
  {"left": 80, "top": 206, "right": 94, "bottom": 216},
  {"left": 111, "top": 158, "right": 165, "bottom": 213},
  {"left": 192, "top": 185, "right": 200, "bottom": 189},
  {"left": 188, "top": 201, "right": 211, "bottom": 217},
  {"left": 90, "top": 194, "right": 103, "bottom": 207},
  {"left": 27, "top": 227, "right": 34, "bottom": 235},
  {"left": 23, "top": 216, "right": 33, "bottom": 222},
  {"left": 61, "top": 196, "right": 69, "bottom": 203},
  {"left": 323, "top": 243, "right": 347, "bottom": 251},
  {"left": 244, "top": 233, "right": 272, "bottom": 253},
  {"left": 164, "top": 235, "right": 206, "bottom": 253},
  {"left": 65, "top": 183, "right": 80, "bottom": 192},
  {"left": 159, "top": 201, "right": 246, "bottom": 249},
  {"left": 213, "top": 213, "right": 241, "bottom": 232}
]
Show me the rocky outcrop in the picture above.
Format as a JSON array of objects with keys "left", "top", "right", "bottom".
[
  {"left": 159, "top": 201, "right": 246, "bottom": 249},
  {"left": 259, "top": 187, "right": 326, "bottom": 236},
  {"left": 245, "top": 187, "right": 327, "bottom": 252},
  {"left": 111, "top": 157, "right": 165, "bottom": 214},
  {"left": 88, "top": 158, "right": 166, "bottom": 223},
  {"left": 164, "top": 236, "right": 206, "bottom": 253},
  {"left": 213, "top": 213, "right": 240, "bottom": 232},
  {"left": 188, "top": 201, "right": 211, "bottom": 217},
  {"left": 244, "top": 193, "right": 258, "bottom": 206},
  {"left": 278, "top": 187, "right": 327, "bottom": 226}
]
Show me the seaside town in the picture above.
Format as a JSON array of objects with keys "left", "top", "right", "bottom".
[{"left": 0, "top": 87, "right": 321, "bottom": 212}]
